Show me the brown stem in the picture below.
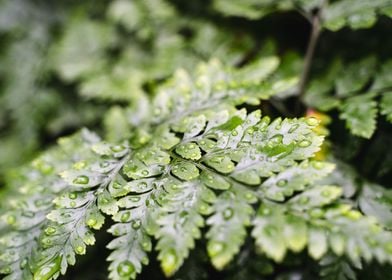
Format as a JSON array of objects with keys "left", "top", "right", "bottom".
[{"left": 297, "top": 1, "right": 328, "bottom": 112}]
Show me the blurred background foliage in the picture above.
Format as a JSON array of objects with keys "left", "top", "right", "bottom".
[{"left": 0, "top": 0, "right": 391, "bottom": 278}]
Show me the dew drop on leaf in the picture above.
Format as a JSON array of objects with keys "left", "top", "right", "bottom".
[
  {"left": 111, "top": 145, "right": 125, "bottom": 153},
  {"left": 73, "top": 175, "right": 89, "bottom": 185},
  {"left": 87, "top": 218, "right": 97, "bottom": 227},
  {"left": 288, "top": 124, "right": 299, "bottom": 133},
  {"left": 132, "top": 219, "right": 141, "bottom": 229},
  {"left": 223, "top": 207, "right": 234, "bottom": 220},
  {"left": 44, "top": 226, "right": 56, "bottom": 235},
  {"left": 116, "top": 260, "right": 135, "bottom": 277},
  {"left": 299, "top": 196, "right": 310, "bottom": 204},
  {"left": 120, "top": 212, "right": 130, "bottom": 222},
  {"left": 68, "top": 192, "right": 77, "bottom": 199},
  {"left": 298, "top": 140, "right": 311, "bottom": 147},
  {"left": 208, "top": 241, "right": 225, "bottom": 257},
  {"left": 277, "top": 179, "right": 288, "bottom": 187},
  {"left": 6, "top": 215, "right": 16, "bottom": 225},
  {"left": 161, "top": 249, "right": 178, "bottom": 276},
  {"left": 306, "top": 117, "right": 319, "bottom": 126}
]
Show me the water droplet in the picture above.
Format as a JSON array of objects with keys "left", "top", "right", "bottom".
[
  {"left": 68, "top": 192, "right": 77, "bottom": 199},
  {"left": 223, "top": 208, "right": 234, "bottom": 220},
  {"left": 306, "top": 117, "right": 319, "bottom": 126},
  {"left": 73, "top": 161, "right": 86, "bottom": 170},
  {"left": 312, "top": 161, "right": 325, "bottom": 169},
  {"left": 299, "top": 196, "right": 309, "bottom": 204},
  {"left": 142, "top": 241, "right": 151, "bottom": 251},
  {"left": 73, "top": 175, "right": 89, "bottom": 185},
  {"left": 208, "top": 241, "right": 224, "bottom": 257},
  {"left": 6, "top": 215, "right": 16, "bottom": 225},
  {"left": 87, "top": 218, "right": 97, "bottom": 227},
  {"left": 44, "top": 226, "right": 56, "bottom": 235},
  {"left": 245, "top": 192, "right": 256, "bottom": 202},
  {"left": 41, "top": 237, "right": 52, "bottom": 247},
  {"left": 247, "top": 128, "right": 254, "bottom": 135},
  {"left": 111, "top": 145, "right": 125, "bottom": 153},
  {"left": 277, "top": 179, "right": 288, "bottom": 187},
  {"left": 161, "top": 249, "right": 178, "bottom": 276},
  {"left": 132, "top": 219, "right": 141, "bottom": 230},
  {"left": 231, "top": 130, "right": 238, "bottom": 136},
  {"left": 20, "top": 258, "right": 28, "bottom": 269},
  {"left": 139, "top": 182, "right": 148, "bottom": 189},
  {"left": 70, "top": 201, "right": 76, "bottom": 207},
  {"left": 142, "top": 170, "right": 149, "bottom": 176},
  {"left": 130, "top": 196, "right": 141, "bottom": 202},
  {"left": 268, "top": 134, "right": 283, "bottom": 146},
  {"left": 298, "top": 140, "right": 311, "bottom": 148},
  {"left": 288, "top": 124, "right": 299, "bottom": 133},
  {"left": 112, "top": 182, "right": 122, "bottom": 189},
  {"left": 321, "top": 190, "right": 330, "bottom": 197},
  {"left": 32, "top": 257, "right": 61, "bottom": 280},
  {"left": 120, "top": 212, "right": 130, "bottom": 223},
  {"left": 100, "top": 161, "right": 110, "bottom": 168},
  {"left": 75, "top": 245, "right": 85, "bottom": 255},
  {"left": 261, "top": 207, "right": 271, "bottom": 216},
  {"left": 310, "top": 208, "right": 324, "bottom": 218}
]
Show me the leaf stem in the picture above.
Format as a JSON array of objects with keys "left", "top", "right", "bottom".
[{"left": 297, "top": 1, "right": 328, "bottom": 109}]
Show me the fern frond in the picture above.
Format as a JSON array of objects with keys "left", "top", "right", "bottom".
[{"left": 0, "top": 130, "right": 99, "bottom": 280}]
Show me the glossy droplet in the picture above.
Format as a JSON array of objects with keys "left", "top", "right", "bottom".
[
  {"left": 223, "top": 208, "right": 234, "bottom": 220},
  {"left": 258, "top": 206, "right": 269, "bottom": 215},
  {"left": 310, "top": 208, "right": 324, "bottom": 218},
  {"left": 87, "top": 218, "right": 97, "bottom": 227},
  {"left": 161, "top": 249, "right": 178, "bottom": 276},
  {"left": 268, "top": 134, "right": 283, "bottom": 146},
  {"left": 142, "top": 240, "right": 151, "bottom": 251},
  {"left": 312, "top": 161, "right": 325, "bottom": 169},
  {"left": 299, "top": 196, "right": 309, "bottom": 205},
  {"left": 111, "top": 145, "right": 125, "bottom": 153},
  {"left": 321, "top": 190, "right": 331, "bottom": 197},
  {"left": 142, "top": 170, "right": 149, "bottom": 176},
  {"left": 208, "top": 241, "right": 224, "bottom": 257},
  {"left": 231, "top": 130, "right": 238, "bottom": 136},
  {"left": 100, "top": 161, "right": 110, "bottom": 168},
  {"left": 132, "top": 219, "right": 141, "bottom": 230},
  {"left": 112, "top": 181, "right": 122, "bottom": 189},
  {"left": 75, "top": 245, "right": 85, "bottom": 255},
  {"left": 288, "top": 124, "right": 299, "bottom": 133},
  {"left": 130, "top": 196, "right": 141, "bottom": 202},
  {"left": 277, "top": 179, "right": 288, "bottom": 187},
  {"left": 44, "top": 226, "right": 56, "bottom": 235},
  {"left": 68, "top": 192, "right": 77, "bottom": 199},
  {"left": 70, "top": 201, "right": 76, "bottom": 207},
  {"left": 73, "top": 175, "right": 89, "bottom": 185},
  {"left": 20, "top": 258, "right": 28, "bottom": 269},
  {"left": 306, "top": 117, "right": 319, "bottom": 126},
  {"left": 6, "top": 215, "right": 16, "bottom": 225},
  {"left": 139, "top": 182, "right": 148, "bottom": 189},
  {"left": 298, "top": 140, "right": 311, "bottom": 148},
  {"left": 73, "top": 161, "right": 86, "bottom": 170},
  {"left": 120, "top": 212, "right": 130, "bottom": 223},
  {"left": 41, "top": 237, "right": 52, "bottom": 247}
]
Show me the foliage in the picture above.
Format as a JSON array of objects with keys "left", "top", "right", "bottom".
[{"left": 0, "top": 0, "right": 391, "bottom": 280}]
